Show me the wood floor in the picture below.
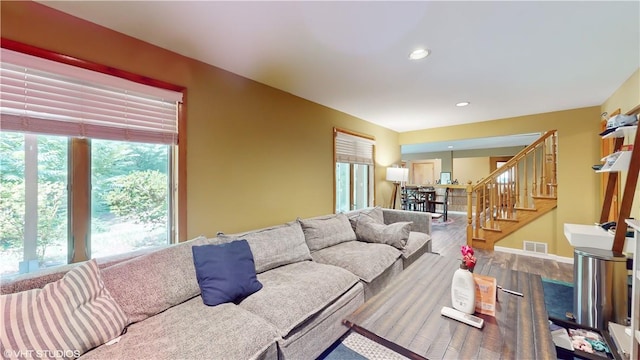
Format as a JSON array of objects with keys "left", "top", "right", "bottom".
[{"left": 430, "top": 212, "right": 574, "bottom": 283}]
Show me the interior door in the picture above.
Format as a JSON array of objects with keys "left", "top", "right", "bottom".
[{"left": 412, "top": 162, "right": 435, "bottom": 184}]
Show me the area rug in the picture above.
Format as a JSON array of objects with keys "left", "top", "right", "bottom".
[
  {"left": 432, "top": 218, "right": 455, "bottom": 226},
  {"left": 317, "top": 331, "right": 408, "bottom": 360},
  {"left": 542, "top": 278, "right": 574, "bottom": 320}
]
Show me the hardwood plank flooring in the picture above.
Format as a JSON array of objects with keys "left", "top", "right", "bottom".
[
  {"left": 344, "top": 253, "right": 556, "bottom": 359},
  {"left": 430, "top": 212, "right": 574, "bottom": 283}
]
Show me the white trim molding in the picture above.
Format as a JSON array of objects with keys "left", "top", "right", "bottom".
[{"left": 494, "top": 246, "right": 574, "bottom": 265}]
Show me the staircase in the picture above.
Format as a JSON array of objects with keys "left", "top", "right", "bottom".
[{"left": 466, "top": 130, "right": 558, "bottom": 250}]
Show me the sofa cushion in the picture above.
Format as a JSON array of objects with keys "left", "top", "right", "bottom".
[
  {"left": 276, "top": 283, "right": 365, "bottom": 359},
  {"left": 216, "top": 221, "right": 311, "bottom": 273},
  {"left": 355, "top": 221, "right": 412, "bottom": 249},
  {"left": 402, "top": 231, "right": 431, "bottom": 260},
  {"left": 0, "top": 259, "right": 127, "bottom": 358},
  {"left": 298, "top": 213, "right": 356, "bottom": 251},
  {"left": 0, "top": 247, "right": 163, "bottom": 296},
  {"left": 192, "top": 240, "right": 263, "bottom": 306},
  {"left": 311, "top": 241, "right": 401, "bottom": 283},
  {"left": 81, "top": 297, "right": 280, "bottom": 360},
  {"left": 382, "top": 208, "right": 431, "bottom": 234},
  {"left": 356, "top": 206, "right": 385, "bottom": 225},
  {"left": 346, "top": 206, "right": 384, "bottom": 231},
  {"left": 101, "top": 235, "right": 210, "bottom": 324},
  {"left": 238, "top": 261, "right": 359, "bottom": 337}
]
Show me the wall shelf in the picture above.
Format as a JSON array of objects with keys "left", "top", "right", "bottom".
[
  {"left": 573, "top": 111, "right": 638, "bottom": 360},
  {"left": 564, "top": 223, "right": 634, "bottom": 253},
  {"left": 601, "top": 115, "right": 638, "bottom": 254},
  {"left": 596, "top": 151, "right": 632, "bottom": 172},
  {"left": 602, "top": 125, "right": 638, "bottom": 139}
]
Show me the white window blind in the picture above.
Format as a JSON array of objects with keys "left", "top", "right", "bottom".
[
  {"left": 335, "top": 130, "right": 375, "bottom": 165},
  {"left": 0, "top": 48, "right": 183, "bottom": 144}
]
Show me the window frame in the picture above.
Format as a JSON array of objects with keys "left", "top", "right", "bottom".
[
  {"left": 333, "top": 127, "right": 375, "bottom": 212},
  {"left": 491, "top": 156, "right": 513, "bottom": 185},
  {"left": 1, "top": 38, "right": 188, "bottom": 268}
]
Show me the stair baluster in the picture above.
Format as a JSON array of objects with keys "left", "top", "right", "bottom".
[{"left": 467, "top": 130, "right": 559, "bottom": 249}]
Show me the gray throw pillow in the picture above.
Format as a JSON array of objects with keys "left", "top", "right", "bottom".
[
  {"left": 347, "top": 206, "right": 385, "bottom": 232},
  {"left": 355, "top": 221, "right": 412, "bottom": 250},
  {"left": 359, "top": 206, "right": 385, "bottom": 224},
  {"left": 215, "top": 222, "right": 312, "bottom": 274},
  {"left": 298, "top": 213, "right": 356, "bottom": 251}
]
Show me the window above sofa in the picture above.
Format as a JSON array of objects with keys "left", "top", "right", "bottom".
[{"left": 0, "top": 40, "right": 187, "bottom": 278}]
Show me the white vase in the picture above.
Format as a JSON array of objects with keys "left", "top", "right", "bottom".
[{"left": 451, "top": 265, "right": 476, "bottom": 314}]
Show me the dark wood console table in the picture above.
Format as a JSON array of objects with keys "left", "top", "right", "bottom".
[{"left": 343, "top": 253, "right": 555, "bottom": 359}]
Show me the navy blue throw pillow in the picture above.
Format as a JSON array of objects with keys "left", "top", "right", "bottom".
[{"left": 192, "top": 240, "right": 263, "bottom": 306}]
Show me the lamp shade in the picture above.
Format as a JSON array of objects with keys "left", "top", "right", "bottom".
[{"left": 386, "top": 167, "right": 408, "bottom": 182}]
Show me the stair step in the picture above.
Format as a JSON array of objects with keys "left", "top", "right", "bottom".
[
  {"left": 467, "top": 128, "right": 559, "bottom": 251},
  {"left": 495, "top": 217, "right": 519, "bottom": 222},
  {"left": 514, "top": 206, "right": 537, "bottom": 211},
  {"left": 481, "top": 226, "right": 502, "bottom": 233},
  {"left": 532, "top": 195, "right": 557, "bottom": 200}
]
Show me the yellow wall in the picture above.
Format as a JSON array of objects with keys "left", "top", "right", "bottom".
[
  {"left": 452, "top": 157, "right": 491, "bottom": 185},
  {"left": 601, "top": 68, "right": 640, "bottom": 220},
  {"left": 1, "top": 1, "right": 401, "bottom": 237},
  {"left": 402, "top": 146, "right": 524, "bottom": 185},
  {"left": 602, "top": 68, "right": 640, "bottom": 117},
  {"left": 401, "top": 107, "right": 602, "bottom": 257},
  {"left": 3, "top": 2, "right": 637, "bottom": 258},
  {"left": 404, "top": 151, "right": 452, "bottom": 174}
]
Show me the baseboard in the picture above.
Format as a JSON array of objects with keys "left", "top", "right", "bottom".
[{"left": 494, "top": 246, "right": 574, "bottom": 265}]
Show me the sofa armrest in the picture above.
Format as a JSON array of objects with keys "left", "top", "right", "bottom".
[{"left": 381, "top": 209, "right": 431, "bottom": 235}]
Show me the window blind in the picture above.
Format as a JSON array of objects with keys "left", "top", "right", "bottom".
[
  {"left": 335, "top": 130, "right": 375, "bottom": 165},
  {"left": 0, "top": 48, "right": 183, "bottom": 144}
]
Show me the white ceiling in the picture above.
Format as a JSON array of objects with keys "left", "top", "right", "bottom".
[
  {"left": 401, "top": 132, "right": 541, "bottom": 154},
  {"left": 38, "top": 1, "right": 639, "bottom": 135}
]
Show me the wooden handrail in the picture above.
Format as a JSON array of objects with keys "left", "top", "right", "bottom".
[
  {"left": 467, "top": 130, "right": 559, "bottom": 247},
  {"left": 473, "top": 130, "right": 557, "bottom": 192}
]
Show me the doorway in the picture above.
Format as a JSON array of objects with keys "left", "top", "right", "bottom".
[{"left": 411, "top": 161, "right": 435, "bottom": 185}]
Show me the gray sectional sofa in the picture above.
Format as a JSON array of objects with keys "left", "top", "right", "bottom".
[{"left": 0, "top": 207, "right": 432, "bottom": 360}]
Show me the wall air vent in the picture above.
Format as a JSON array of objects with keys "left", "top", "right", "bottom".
[{"left": 523, "top": 241, "right": 548, "bottom": 254}]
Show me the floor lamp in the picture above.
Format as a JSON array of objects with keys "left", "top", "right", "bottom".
[{"left": 386, "top": 167, "right": 408, "bottom": 209}]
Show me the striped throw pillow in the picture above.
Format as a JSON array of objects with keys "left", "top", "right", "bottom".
[{"left": 1, "top": 259, "right": 128, "bottom": 359}]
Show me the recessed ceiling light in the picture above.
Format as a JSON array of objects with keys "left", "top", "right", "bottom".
[
  {"left": 456, "top": 101, "right": 470, "bottom": 107},
  {"left": 409, "top": 48, "right": 430, "bottom": 60}
]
